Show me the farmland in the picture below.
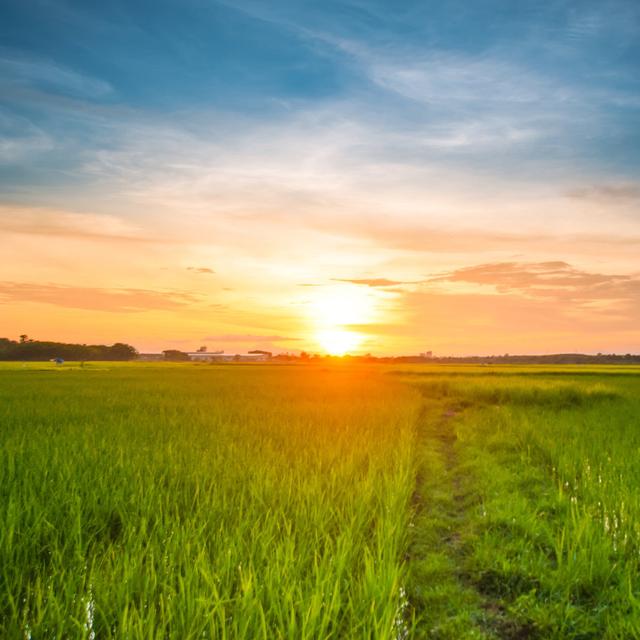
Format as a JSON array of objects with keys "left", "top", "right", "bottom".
[{"left": 1, "top": 363, "right": 640, "bottom": 638}]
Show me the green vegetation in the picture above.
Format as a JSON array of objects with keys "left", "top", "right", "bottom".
[
  {"left": 0, "top": 364, "right": 419, "bottom": 638},
  {"left": 403, "top": 367, "right": 640, "bottom": 639},
  {"left": 1, "top": 362, "right": 640, "bottom": 638},
  {"left": 0, "top": 336, "right": 138, "bottom": 361}
]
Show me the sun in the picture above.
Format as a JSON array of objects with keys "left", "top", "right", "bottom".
[
  {"left": 309, "top": 287, "right": 375, "bottom": 326},
  {"left": 308, "top": 287, "right": 376, "bottom": 355},
  {"left": 316, "top": 328, "right": 363, "bottom": 356}
]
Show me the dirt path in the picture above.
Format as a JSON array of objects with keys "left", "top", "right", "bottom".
[{"left": 408, "top": 402, "right": 537, "bottom": 639}]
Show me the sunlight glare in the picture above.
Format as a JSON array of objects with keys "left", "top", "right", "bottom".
[
  {"left": 309, "top": 286, "right": 377, "bottom": 355},
  {"left": 316, "top": 328, "right": 363, "bottom": 356}
]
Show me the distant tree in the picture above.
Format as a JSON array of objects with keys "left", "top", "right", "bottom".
[
  {"left": 0, "top": 338, "right": 134, "bottom": 361},
  {"left": 108, "top": 343, "right": 138, "bottom": 360},
  {"left": 163, "top": 349, "right": 190, "bottom": 362}
]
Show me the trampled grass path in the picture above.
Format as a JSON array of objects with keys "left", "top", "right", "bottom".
[{"left": 408, "top": 400, "right": 538, "bottom": 639}]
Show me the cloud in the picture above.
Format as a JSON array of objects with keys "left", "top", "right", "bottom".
[
  {"left": 566, "top": 183, "right": 640, "bottom": 201},
  {"left": 377, "top": 262, "right": 640, "bottom": 353},
  {"left": 428, "top": 261, "right": 640, "bottom": 304},
  {"left": 10, "top": 79, "right": 633, "bottom": 265},
  {"left": 0, "top": 109, "right": 53, "bottom": 162},
  {"left": 187, "top": 267, "right": 215, "bottom": 274},
  {"left": 368, "top": 53, "right": 550, "bottom": 107},
  {"left": 332, "top": 277, "right": 417, "bottom": 287},
  {"left": 315, "top": 279, "right": 640, "bottom": 354},
  {"left": 398, "top": 289, "right": 640, "bottom": 354},
  {"left": 200, "top": 334, "right": 299, "bottom": 342},
  {"left": 0, "top": 204, "right": 158, "bottom": 243},
  {"left": 0, "top": 282, "right": 200, "bottom": 312},
  {"left": 274, "top": 209, "right": 640, "bottom": 255},
  {"left": 307, "top": 40, "right": 587, "bottom": 152},
  {"left": 0, "top": 53, "right": 112, "bottom": 99}
]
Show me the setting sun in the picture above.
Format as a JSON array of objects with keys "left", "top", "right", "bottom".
[
  {"left": 309, "top": 287, "right": 376, "bottom": 327},
  {"left": 316, "top": 328, "right": 363, "bottom": 355},
  {"left": 307, "top": 286, "right": 377, "bottom": 354}
]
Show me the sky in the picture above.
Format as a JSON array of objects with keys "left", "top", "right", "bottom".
[{"left": 1, "top": 0, "right": 639, "bottom": 355}]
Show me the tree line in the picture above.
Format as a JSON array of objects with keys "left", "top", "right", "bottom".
[{"left": 0, "top": 336, "right": 138, "bottom": 361}]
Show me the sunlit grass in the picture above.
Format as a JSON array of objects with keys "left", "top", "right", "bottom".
[
  {"left": 0, "top": 364, "right": 420, "bottom": 638},
  {"left": 2, "top": 362, "right": 640, "bottom": 638},
  {"left": 402, "top": 367, "right": 640, "bottom": 638}
]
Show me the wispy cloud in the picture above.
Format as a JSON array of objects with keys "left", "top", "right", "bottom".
[
  {"left": 0, "top": 282, "right": 200, "bottom": 312},
  {"left": 187, "top": 267, "right": 215, "bottom": 274},
  {"left": 429, "top": 261, "right": 640, "bottom": 305},
  {"left": 0, "top": 52, "right": 112, "bottom": 99},
  {"left": 397, "top": 288, "right": 639, "bottom": 354},
  {"left": 270, "top": 208, "right": 640, "bottom": 255},
  {"left": 0, "top": 109, "right": 53, "bottom": 162},
  {"left": 0, "top": 204, "right": 154, "bottom": 242},
  {"left": 201, "top": 334, "right": 299, "bottom": 343},
  {"left": 332, "top": 277, "right": 417, "bottom": 287},
  {"left": 566, "top": 183, "right": 640, "bottom": 201},
  {"left": 367, "top": 52, "right": 552, "bottom": 106}
]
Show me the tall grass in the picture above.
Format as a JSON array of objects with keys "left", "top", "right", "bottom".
[
  {"left": 3, "top": 362, "right": 640, "bottom": 638},
  {"left": 0, "top": 364, "right": 420, "bottom": 638},
  {"left": 406, "top": 369, "right": 640, "bottom": 638}
]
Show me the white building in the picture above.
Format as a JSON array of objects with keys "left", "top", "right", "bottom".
[{"left": 186, "top": 351, "right": 270, "bottom": 362}]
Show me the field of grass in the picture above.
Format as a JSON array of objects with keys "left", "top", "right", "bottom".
[
  {"left": 399, "top": 367, "right": 640, "bottom": 638},
  {"left": 1, "top": 362, "right": 640, "bottom": 638}
]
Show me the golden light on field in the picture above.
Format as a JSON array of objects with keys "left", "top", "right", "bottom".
[{"left": 309, "top": 286, "right": 375, "bottom": 355}]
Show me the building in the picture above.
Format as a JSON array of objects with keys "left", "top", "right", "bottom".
[{"left": 186, "top": 351, "right": 270, "bottom": 362}]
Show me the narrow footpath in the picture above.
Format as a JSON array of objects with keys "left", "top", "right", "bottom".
[{"left": 406, "top": 399, "right": 537, "bottom": 640}]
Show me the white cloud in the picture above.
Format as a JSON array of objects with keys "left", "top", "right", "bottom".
[
  {"left": 0, "top": 204, "right": 144, "bottom": 241},
  {"left": 34, "top": 95, "right": 635, "bottom": 264},
  {"left": 370, "top": 54, "right": 548, "bottom": 105},
  {"left": 0, "top": 109, "right": 54, "bottom": 162},
  {"left": 0, "top": 53, "right": 112, "bottom": 98}
]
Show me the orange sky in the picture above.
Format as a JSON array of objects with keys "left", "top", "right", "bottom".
[{"left": 2, "top": 190, "right": 639, "bottom": 355}]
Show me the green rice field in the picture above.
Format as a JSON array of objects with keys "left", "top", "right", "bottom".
[{"left": 1, "top": 362, "right": 640, "bottom": 638}]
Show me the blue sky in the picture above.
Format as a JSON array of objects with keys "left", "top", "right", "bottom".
[
  {"left": 1, "top": 0, "right": 639, "bottom": 354},
  {"left": 2, "top": 0, "right": 639, "bottom": 185}
]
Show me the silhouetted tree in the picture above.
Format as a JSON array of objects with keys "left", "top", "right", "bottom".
[
  {"left": 108, "top": 343, "right": 138, "bottom": 360},
  {"left": 162, "top": 349, "right": 190, "bottom": 362},
  {"left": 0, "top": 337, "right": 138, "bottom": 361}
]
